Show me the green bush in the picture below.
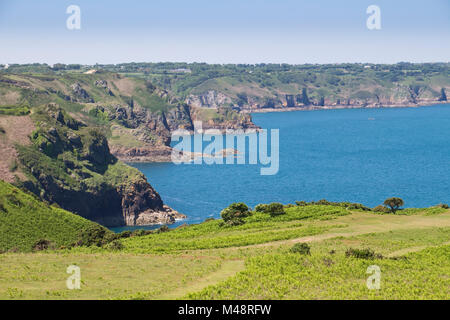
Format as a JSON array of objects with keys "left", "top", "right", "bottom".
[
  {"left": 436, "top": 203, "right": 449, "bottom": 209},
  {"left": 290, "top": 243, "right": 311, "bottom": 255},
  {"left": 254, "top": 204, "right": 268, "bottom": 212},
  {"left": 119, "top": 231, "right": 132, "bottom": 238},
  {"left": 32, "top": 239, "right": 53, "bottom": 251},
  {"left": 105, "top": 240, "right": 124, "bottom": 251},
  {"left": 295, "top": 201, "right": 307, "bottom": 206},
  {"left": 77, "top": 224, "right": 112, "bottom": 247},
  {"left": 225, "top": 218, "right": 245, "bottom": 227},
  {"left": 346, "top": 203, "right": 371, "bottom": 211},
  {"left": 131, "top": 229, "right": 152, "bottom": 237},
  {"left": 373, "top": 205, "right": 390, "bottom": 213},
  {"left": 221, "top": 203, "right": 251, "bottom": 222},
  {"left": 254, "top": 202, "right": 286, "bottom": 216},
  {"left": 345, "top": 248, "right": 383, "bottom": 260},
  {"left": 266, "top": 203, "right": 285, "bottom": 217},
  {"left": 158, "top": 225, "right": 170, "bottom": 233}
]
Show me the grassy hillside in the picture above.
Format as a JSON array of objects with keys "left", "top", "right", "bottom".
[
  {"left": 0, "top": 202, "right": 449, "bottom": 299},
  {"left": 0, "top": 180, "right": 103, "bottom": 252}
]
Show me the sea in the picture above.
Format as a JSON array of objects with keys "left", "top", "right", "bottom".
[{"left": 112, "top": 104, "right": 450, "bottom": 232}]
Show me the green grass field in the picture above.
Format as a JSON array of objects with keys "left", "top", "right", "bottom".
[
  {"left": 0, "top": 202, "right": 449, "bottom": 300},
  {"left": 0, "top": 180, "right": 101, "bottom": 252}
]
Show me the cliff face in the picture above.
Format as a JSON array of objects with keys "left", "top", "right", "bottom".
[
  {"left": 104, "top": 95, "right": 257, "bottom": 162},
  {"left": 186, "top": 90, "right": 233, "bottom": 108},
  {"left": 16, "top": 105, "right": 185, "bottom": 227}
]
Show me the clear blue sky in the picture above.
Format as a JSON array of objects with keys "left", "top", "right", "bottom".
[{"left": 0, "top": 0, "right": 449, "bottom": 64}]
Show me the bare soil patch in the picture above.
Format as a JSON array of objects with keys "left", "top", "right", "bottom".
[{"left": 0, "top": 115, "right": 34, "bottom": 182}]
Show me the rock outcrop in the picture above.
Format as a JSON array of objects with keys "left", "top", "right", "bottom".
[
  {"left": 70, "top": 83, "right": 94, "bottom": 103},
  {"left": 186, "top": 90, "right": 233, "bottom": 108}
]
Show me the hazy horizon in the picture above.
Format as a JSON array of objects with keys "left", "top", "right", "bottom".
[{"left": 1, "top": 0, "right": 449, "bottom": 65}]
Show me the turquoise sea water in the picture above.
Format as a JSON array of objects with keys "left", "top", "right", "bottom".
[{"left": 114, "top": 104, "right": 450, "bottom": 231}]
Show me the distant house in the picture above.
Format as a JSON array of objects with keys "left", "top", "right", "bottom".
[{"left": 169, "top": 68, "right": 192, "bottom": 74}]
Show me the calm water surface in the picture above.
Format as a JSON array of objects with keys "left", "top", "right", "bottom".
[{"left": 113, "top": 104, "right": 450, "bottom": 231}]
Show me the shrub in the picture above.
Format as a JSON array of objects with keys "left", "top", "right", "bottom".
[
  {"left": 315, "top": 199, "right": 332, "bottom": 206},
  {"left": 225, "top": 218, "right": 245, "bottom": 226},
  {"left": 221, "top": 203, "right": 251, "bottom": 222},
  {"left": 77, "top": 224, "right": 110, "bottom": 247},
  {"left": 131, "top": 229, "right": 149, "bottom": 237},
  {"left": 104, "top": 240, "right": 124, "bottom": 251},
  {"left": 32, "top": 239, "right": 53, "bottom": 251},
  {"left": 118, "top": 231, "right": 132, "bottom": 238},
  {"left": 290, "top": 243, "right": 311, "bottom": 255},
  {"left": 158, "top": 225, "right": 170, "bottom": 233},
  {"left": 102, "top": 232, "right": 119, "bottom": 243},
  {"left": 266, "top": 203, "right": 285, "bottom": 217},
  {"left": 346, "top": 203, "right": 371, "bottom": 211},
  {"left": 373, "top": 205, "right": 390, "bottom": 213},
  {"left": 436, "top": 203, "right": 449, "bottom": 209},
  {"left": 254, "top": 204, "right": 268, "bottom": 212},
  {"left": 345, "top": 248, "right": 383, "bottom": 260},
  {"left": 383, "top": 197, "right": 404, "bottom": 213},
  {"left": 295, "top": 201, "right": 307, "bottom": 206}
]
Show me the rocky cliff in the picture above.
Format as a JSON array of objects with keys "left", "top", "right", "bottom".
[
  {"left": 15, "top": 105, "right": 185, "bottom": 227},
  {"left": 0, "top": 72, "right": 259, "bottom": 163}
]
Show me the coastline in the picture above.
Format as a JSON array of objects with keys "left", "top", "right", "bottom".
[
  {"left": 116, "top": 100, "right": 449, "bottom": 163},
  {"left": 242, "top": 100, "right": 449, "bottom": 114}
]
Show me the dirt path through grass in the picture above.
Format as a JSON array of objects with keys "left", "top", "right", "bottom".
[
  {"left": 234, "top": 211, "right": 450, "bottom": 250},
  {"left": 159, "top": 260, "right": 245, "bottom": 299},
  {"left": 386, "top": 240, "right": 450, "bottom": 257}
]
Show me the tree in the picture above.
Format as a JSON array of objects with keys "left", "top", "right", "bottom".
[
  {"left": 220, "top": 202, "right": 251, "bottom": 222},
  {"left": 383, "top": 197, "right": 404, "bottom": 213}
]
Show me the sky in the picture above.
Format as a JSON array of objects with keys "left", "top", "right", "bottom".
[{"left": 0, "top": 0, "right": 449, "bottom": 65}]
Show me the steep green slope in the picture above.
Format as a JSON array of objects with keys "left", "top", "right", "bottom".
[
  {"left": 13, "top": 104, "right": 184, "bottom": 227},
  {"left": 0, "top": 180, "right": 101, "bottom": 252}
]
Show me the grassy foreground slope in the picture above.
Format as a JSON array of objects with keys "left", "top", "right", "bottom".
[
  {"left": 0, "top": 180, "right": 101, "bottom": 252},
  {"left": 0, "top": 204, "right": 449, "bottom": 299}
]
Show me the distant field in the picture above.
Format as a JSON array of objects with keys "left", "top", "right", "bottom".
[{"left": 0, "top": 206, "right": 449, "bottom": 300}]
